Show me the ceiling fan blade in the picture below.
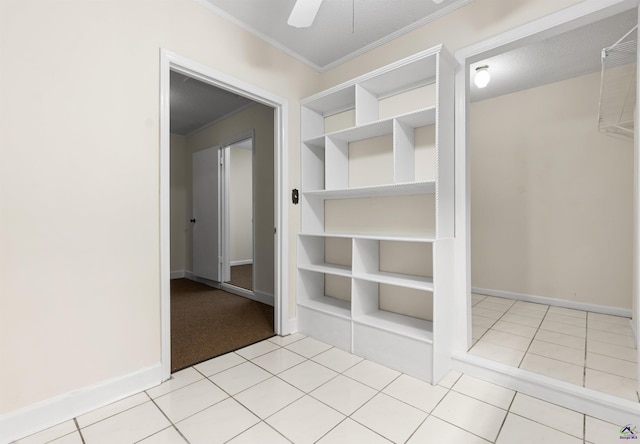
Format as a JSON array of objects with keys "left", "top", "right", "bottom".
[{"left": 287, "top": 0, "right": 323, "bottom": 28}]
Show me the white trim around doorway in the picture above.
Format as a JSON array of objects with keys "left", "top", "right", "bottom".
[{"left": 160, "top": 49, "right": 291, "bottom": 382}]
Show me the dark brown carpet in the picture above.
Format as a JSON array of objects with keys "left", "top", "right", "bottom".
[
  {"left": 171, "top": 278, "right": 274, "bottom": 372},
  {"left": 226, "top": 264, "right": 253, "bottom": 291}
]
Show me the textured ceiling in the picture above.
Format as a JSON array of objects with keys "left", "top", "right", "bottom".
[
  {"left": 201, "top": 0, "right": 472, "bottom": 71},
  {"left": 172, "top": 4, "right": 637, "bottom": 134},
  {"left": 470, "top": 9, "right": 637, "bottom": 102},
  {"left": 170, "top": 71, "right": 254, "bottom": 136}
]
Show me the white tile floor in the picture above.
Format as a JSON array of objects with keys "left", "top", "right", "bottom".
[
  {"left": 470, "top": 294, "right": 639, "bottom": 402},
  {"left": 14, "top": 334, "right": 635, "bottom": 444}
]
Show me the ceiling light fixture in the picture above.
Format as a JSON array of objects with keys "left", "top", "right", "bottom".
[{"left": 474, "top": 65, "right": 490, "bottom": 88}]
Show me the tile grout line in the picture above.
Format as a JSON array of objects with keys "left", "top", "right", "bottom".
[
  {"left": 403, "top": 375, "right": 458, "bottom": 443},
  {"left": 152, "top": 368, "right": 242, "bottom": 436},
  {"left": 73, "top": 418, "right": 86, "bottom": 444},
  {"left": 72, "top": 391, "right": 156, "bottom": 432},
  {"left": 176, "top": 365, "right": 305, "bottom": 444},
  {"left": 474, "top": 297, "right": 638, "bottom": 400},
  {"left": 507, "top": 410, "right": 585, "bottom": 441},
  {"left": 414, "top": 373, "right": 507, "bottom": 443},
  {"left": 491, "top": 390, "right": 518, "bottom": 444},
  {"left": 170, "top": 341, "right": 369, "bottom": 437},
  {"left": 227, "top": 343, "right": 359, "bottom": 439},
  {"left": 470, "top": 299, "right": 515, "bottom": 346},
  {"left": 516, "top": 304, "right": 551, "bottom": 369},
  {"left": 287, "top": 353, "right": 436, "bottom": 442},
  {"left": 341, "top": 370, "right": 430, "bottom": 443},
  {"left": 222, "top": 420, "right": 292, "bottom": 444},
  {"left": 262, "top": 349, "right": 382, "bottom": 442},
  {"left": 27, "top": 333, "right": 622, "bottom": 443},
  {"left": 472, "top": 299, "right": 542, "bottom": 365},
  {"left": 147, "top": 395, "right": 193, "bottom": 444},
  {"left": 521, "top": 305, "right": 592, "bottom": 386}
]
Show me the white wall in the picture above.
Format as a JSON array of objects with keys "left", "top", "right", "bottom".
[
  {"left": 187, "top": 104, "right": 274, "bottom": 296},
  {"left": 470, "top": 72, "right": 634, "bottom": 309},
  {"left": 170, "top": 134, "right": 188, "bottom": 273},
  {"left": 0, "top": 0, "right": 318, "bottom": 419},
  {"left": 229, "top": 144, "right": 253, "bottom": 264}
]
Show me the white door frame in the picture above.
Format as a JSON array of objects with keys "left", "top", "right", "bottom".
[
  {"left": 452, "top": 0, "right": 640, "bottom": 424},
  {"left": 160, "top": 49, "right": 291, "bottom": 381}
]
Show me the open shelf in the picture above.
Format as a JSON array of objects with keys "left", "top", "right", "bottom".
[
  {"left": 352, "top": 278, "right": 433, "bottom": 341},
  {"left": 358, "top": 49, "right": 440, "bottom": 99},
  {"left": 328, "top": 119, "right": 393, "bottom": 143},
  {"left": 297, "top": 269, "right": 351, "bottom": 319},
  {"left": 297, "top": 44, "right": 456, "bottom": 384},
  {"left": 298, "top": 295, "right": 351, "bottom": 319},
  {"left": 303, "top": 84, "right": 356, "bottom": 116},
  {"left": 301, "top": 107, "right": 438, "bottom": 194},
  {"left": 353, "top": 236, "right": 433, "bottom": 291},
  {"left": 298, "top": 263, "right": 351, "bottom": 277},
  {"left": 299, "top": 232, "right": 436, "bottom": 244},
  {"left": 355, "top": 270, "right": 434, "bottom": 291},
  {"left": 303, "top": 107, "right": 436, "bottom": 147},
  {"left": 298, "top": 235, "right": 352, "bottom": 272},
  {"left": 304, "top": 181, "right": 435, "bottom": 199},
  {"left": 335, "top": 233, "right": 436, "bottom": 242}
]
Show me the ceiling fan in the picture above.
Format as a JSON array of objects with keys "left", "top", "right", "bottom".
[{"left": 288, "top": 0, "right": 446, "bottom": 28}]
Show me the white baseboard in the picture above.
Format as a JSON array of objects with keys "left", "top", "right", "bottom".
[
  {"left": 230, "top": 260, "right": 253, "bottom": 266},
  {"left": 452, "top": 351, "right": 640, "bottom": 426},
  {"left": 282, "top": 317, "right": 298, "bottom": 336},
  {"left": 219, "top": 284, "right": 274, "bottom": 306},
  {"left": 0, "top": 364, "right": 162, "bottom": 444},
  {"left": 250, "top": 290, "right": 274, "bottom": 306},
  {"left": 184, "top": 273, "right": 274, "bottom": 307},
  {"left": 170, "top": 270, "right": 186, "bottom": 279},
  {"left": 631, "top": 318, "right": 638, "bottom": 349},
  {"left": 472, "top": 287, "right": 632, "bottom": 318}
]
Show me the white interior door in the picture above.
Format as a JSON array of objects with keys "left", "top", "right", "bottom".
[{"left": 192, "top": 146, "right": 221, "bottom": 281}]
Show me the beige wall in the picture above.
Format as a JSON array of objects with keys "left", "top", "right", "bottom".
[
  {"left": 0, "top": 0, "right": 608, "bottom": 423},
  {"left": 186, "top": 104, "right": 274, "bottom": 296},
  {"left": 170, "top": 134, "right": 188, "bottom": 272},
  {"left": 0, "top": 0, "right": 318, "bottom": 416},
  {"left": 470, "top": 72, "right": 634, "bottom": 309}
]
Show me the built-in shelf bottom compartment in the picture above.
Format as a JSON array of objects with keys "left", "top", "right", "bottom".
[
  {"left": 352, "top": 322, "right": 433, "bottom": 382},
  {"left": 297, "top": 269, "right": 351, "bottom": 318},
  {"left": 298, "top": 305, "right": 351, "bottom": 352}
]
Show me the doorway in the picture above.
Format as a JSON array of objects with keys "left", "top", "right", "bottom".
[{"left": 160, "top": 50, "right": 290, "bottom": 380}]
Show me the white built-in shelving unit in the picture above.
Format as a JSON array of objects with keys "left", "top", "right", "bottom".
[{"left": 297, "top": 45, "right": 457, "bottom": 384}]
